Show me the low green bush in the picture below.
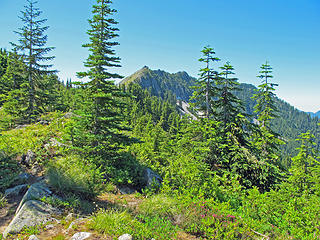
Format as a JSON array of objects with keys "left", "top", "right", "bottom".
[
  {"left": 242, "top": 187, "right": 320, "bottom": 239},
  {"left": 46, "top": 154, "right": 104, "bottom": 199},
  {"left": 134, "top": 215, "right": 178, "bottom": 240},
  {"left": 177, "top": 199, "right": 253, "bottom": 239}
]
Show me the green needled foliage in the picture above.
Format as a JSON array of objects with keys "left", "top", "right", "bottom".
[
  {"left": 11, "top": 0, "right": 56, "bottom": 121},
  {"left": 191, "top": 46, "right": 220, "bottom": 119},
  {"left": 74, "top": 0, "right": 131, "bottom": 165},
  {"left": 252, "top": 61, "right": 284, "bottom": 158},
  {"left": 0, "top": 51, "right": 28, "bottom": 124},
  {"left": 251, "top": 61, "right": 285, "bottom": 190},
  {"left": 288, "top": 131, "right": 320, "bottom": 195},
  {"left": 216, "top": 62, "right": 245, "bottom": 127}
]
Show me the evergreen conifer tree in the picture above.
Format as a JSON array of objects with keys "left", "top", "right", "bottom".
[
  {"left": 288, "top": 131, "right": 319, "bottom": 194},
  {"left": 75, "top": 0, "right": 130, "bottom": 165},
  {"left": 216, "top": 62, "right": 244, "bottom": 128},
  {"left": 1, "top": 51, "right": 28, "bottom": 123},
  {"left": 252, "top": 61, "right": 283, "bottom": 157},
  {"left": 191, "top": 46, "right": 220, "bottom": 118},
  {"left": 251, "top": 61, "right": 284, "bottom": 190},
  {"left": 11, "top": 0, "right": 55, "bottom": 121}
]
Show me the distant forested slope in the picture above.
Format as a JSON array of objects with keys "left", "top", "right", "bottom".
[{"left": 122, "top": 67, "right": 320, "bottom": 161}]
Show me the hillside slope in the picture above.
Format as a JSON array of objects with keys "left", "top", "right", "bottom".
[
  {"left": 120, "top": 66, "right": 195, "bottom": 101},
  {"left": 122, "top": 67, "right": 320, "bottom": 158}
]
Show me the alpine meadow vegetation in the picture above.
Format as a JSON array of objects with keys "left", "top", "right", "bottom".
[{"left": 0, "top": 0, "right": 319, "bottom": 239}]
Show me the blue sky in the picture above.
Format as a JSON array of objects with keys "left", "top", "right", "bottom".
[{"left": 0, "top": 0, "right": 319, "bottom": 112}]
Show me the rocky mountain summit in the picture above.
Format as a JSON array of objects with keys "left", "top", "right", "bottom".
[{"left": 120, "top": 66, "right": 195, "bottom": 102}]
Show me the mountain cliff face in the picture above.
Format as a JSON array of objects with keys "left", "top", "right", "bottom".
[
  {"left": 120, "top": 66, "right": 195, "bottom": 101},
  {"left": 121, "top": 67, "right": 320, "bottom": 156}
]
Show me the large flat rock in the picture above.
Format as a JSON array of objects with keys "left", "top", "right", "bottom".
[
  {"left": 16, "top": 181, "right": 52, "bottom": 214},
  {"left": 3, "top": 200, "right": 60, "bottom": 238}
]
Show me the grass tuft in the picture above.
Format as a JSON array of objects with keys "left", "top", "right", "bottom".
[{"left": 46, "top": 154, "right": 104, "bottom": 199}]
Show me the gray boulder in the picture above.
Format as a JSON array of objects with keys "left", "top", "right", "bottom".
[
  {"left": 44, "top": 138, "right": 65, "bottom": 149},
  {"left": 118, "top": 234, "right": 133, "bottom": 240},
  {"left": 65, "top": 218, "right": 87, "bottom": 234},
  {"left": 144, "top": 168, "right": 162, "bottom": 188},
  {"left": 4, "top": 184, "right": 28, "bottom": 198},
  {"left": 63, "top": 112, "right": 81, "bottom": 119},
  {"left": 3, "top": 200, "right": 60, "bottom": 238},
  {"left": 70, "top": 232, "right": 92, "bottom": 240},
  {"left": 15, "top": 124, "right": 29, "bottom": 129},
  {"left": 28, "top": 235, "right": 40, "bottom": 240},
  {"left": 16, "top": 181, "right": 52, "bottom": 214}
]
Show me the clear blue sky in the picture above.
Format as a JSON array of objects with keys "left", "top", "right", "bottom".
[{"left": 1, "top": 0, "right": 319, "bottom": 112}]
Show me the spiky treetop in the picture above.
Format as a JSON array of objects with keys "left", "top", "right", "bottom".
[
  {"left": 253, "top": 61, "right": 279, "bottom": 126},
  {"left": 191, "top": 46, "right": 220, "bottom": 119},
  {"left": 78, "top": 0, "right": 122, "bottom": 82},
  {"left": 216, "top": 61, "right": 244, "bottom": 127},
  {"left": 11, "top": 0, "right": 55, "bottom": 73}
]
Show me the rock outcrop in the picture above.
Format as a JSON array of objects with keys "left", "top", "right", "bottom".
[
  {"left": 4, "top": 184, "right": 28, "bottom": 198},
  {"left": 118, "top": 234, "right": 133, "bottom": 240},
  {"left": 16, "top": 181, "right": 52, "bottom": 214},
  {"left": 3, "top": 200, "right": 60, "bottom": 238},
  {"left": 3, "top": 181, "right": 61, "bottom": 238},
  {"left": 70, "top": 232, "right": 92, "bottom": 240},
  {"left": 144, "top": 168, "right": 162, "bottom": 188}
]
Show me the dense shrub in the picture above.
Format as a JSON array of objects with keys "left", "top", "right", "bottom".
[{"left": 242, "top": 187, "right": 320, "bottom": 239}]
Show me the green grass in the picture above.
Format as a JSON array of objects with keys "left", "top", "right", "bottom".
[
  {"left": 51, "top": 235, "right": 66, "bottom": 240},
  {"left": 0, "top": 193, "right": 7, "bottom": 208},
  {"left": 40, "top": 194, "right": 95, "bottom": 214},
  {"left": 138, "top": 194, "right": 179, "bottom": 220},
  {"left": 89, "top": 210, "right": 133, "bottom": 237},
  {"left": 0, "top": 111, "right": 66, "bottom": 162},
  {"left": 17, "top": 225, "right": 44, "bottom": 239},
  {"left": 46, "top": 154, "right": 104, "bottom": 199},
  {"left": 89, "top": 209, "right": 177, "bottom": 240}
]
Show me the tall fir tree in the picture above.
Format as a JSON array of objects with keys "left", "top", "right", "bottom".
[
  {"left": 11, "top": 0, "right": 55, "bottom": 121},
  {"left": 252, "top": 61, "right": 283, "bottom": 157},
  {"left": 251, "top": 61, "right": 285, "bottom": 190},
  {"left": 216, "top": 62, "right": 245, "bottom": 128},
  {"left": 1, "top": 51, "right": 29, "bottom": 124},
  {"left": 75, "top": 0, "right": 130, "bottom": 165},
  {"left": 191, "top": 46, "right": 220, "bottom": 119}
]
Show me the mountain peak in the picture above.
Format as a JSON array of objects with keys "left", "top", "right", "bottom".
[{"left": 120, "top": 67, "right": 196, "bottom": 101}]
